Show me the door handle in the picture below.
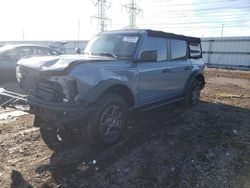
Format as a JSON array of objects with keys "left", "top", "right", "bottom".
[
  {"left": 185, "top": 66, "right": 191, "bottom": 71},
  {"left": 163, "top": 68, "right": 171, "bottom": 73}
]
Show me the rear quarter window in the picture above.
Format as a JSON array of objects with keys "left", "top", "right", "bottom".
[{"left": 189, "top": 43, "right": 202, "bottom": 58}]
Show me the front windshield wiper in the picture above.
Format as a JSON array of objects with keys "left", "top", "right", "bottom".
[{"left": 92, "top": 52, "right": 117, "bottom": 58}]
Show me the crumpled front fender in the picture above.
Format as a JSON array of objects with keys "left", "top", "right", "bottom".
[{"left": 68, "top": 61, "right": 137, "bottom": 106}]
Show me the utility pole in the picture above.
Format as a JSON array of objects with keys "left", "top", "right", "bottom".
[
  {"left": 22, "top": 30, "right": 25, "bottom": 41},
  {"left": 221, "top": 24, "right": 224, "bottom": 38},
  {"left": 122, "top": 0, "right": 142, "bottom": 29},
  {"left": 77, "top": 19, "right": 80, "bottom": 48},
  {"left": 91, "top": 0, "right": 111, "bottom": 32}
]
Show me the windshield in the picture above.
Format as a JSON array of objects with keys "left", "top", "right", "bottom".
[{"left": 84, "top": 34, "right": 140, "bottom": 58}]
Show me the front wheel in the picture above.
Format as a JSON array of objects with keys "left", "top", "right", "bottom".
[
  {"left": 85, "top": 93, "right": 128, "bottom": 146},
  {"left": 36, "top": 117, "right": 67, "bottom": 150}
]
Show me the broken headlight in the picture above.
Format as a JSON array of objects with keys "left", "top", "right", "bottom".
[{"left": 48, "top": 76, "right": 78, "bottom": 101}]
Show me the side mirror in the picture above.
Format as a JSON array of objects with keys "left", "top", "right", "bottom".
[{"left": 139, "top": 50, "right": 157, "bottom": 62}]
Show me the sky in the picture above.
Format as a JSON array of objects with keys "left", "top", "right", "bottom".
[{"left": 0, "top": 0, "right": 249, "bottom": 41}]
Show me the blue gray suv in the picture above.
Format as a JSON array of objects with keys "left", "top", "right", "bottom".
[{"left": 16, "top": 29, "right": 205, "bottom": 148}]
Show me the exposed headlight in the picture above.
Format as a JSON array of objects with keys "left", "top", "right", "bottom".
[
  {"left": 16, "top": 66, "right": 22, "bottom": 83},
  {"left": 48, "top": 76, "right": 78, "bottom": 101}
]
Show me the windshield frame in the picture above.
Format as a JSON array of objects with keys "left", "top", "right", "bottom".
[{"left": 84, "top": 33, "right": 142, "bottom": 59}]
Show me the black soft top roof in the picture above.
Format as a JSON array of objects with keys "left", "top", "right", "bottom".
[
  {"left": 101, "top": 29, "right": 201, "bottom": 43},
  {"left": 146, "top": 29, "right": 201, "bottom": 43}
]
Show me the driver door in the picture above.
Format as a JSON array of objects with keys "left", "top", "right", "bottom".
[{"left": 137, "top": 37, "right": 174, "bottom": 105}]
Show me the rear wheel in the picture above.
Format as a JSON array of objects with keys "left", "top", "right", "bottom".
[
  {"left": 84, "top": 93, "right": 128, "bottom": 146},
  {"left": 184, "top": 79, "right": 202, "bottom": 107}
]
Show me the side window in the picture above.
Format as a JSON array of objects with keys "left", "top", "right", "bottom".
[
  {"left": 5, "top": 47, "right": 32, "bottom": 59},
  {"left": 171, "top": 39, "right": 187, "bottom": 60},
  {"left": 18, "top": 47, "right": 33, "bottom": 57},
  {"left": 35, "top": 47, "right": 51, "bottom": 56},
  {"left": 143, "top": 37, "right": 167, "bottom": 61},
  {"left": 5, "top": 49, "right": 19, "bottom": 59}
]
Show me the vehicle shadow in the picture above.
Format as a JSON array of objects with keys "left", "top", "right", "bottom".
[
  {"left": 10, "top": 170, "right": 32, "bottom": 188},
  {"left": 36, "top": 101, "right": 250, "bottom": 187}
]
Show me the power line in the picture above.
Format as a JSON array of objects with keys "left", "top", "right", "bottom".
[
  {"left": 122, "top": 0, "right": 142, "bottom": 29},
  {"left": 136, "top": 24, "right": 250, "bottom": 29},
  {"left": 141, "top": 0, "right": 250, "bottom": 30},
  {"left": 144, "top": 8, "right": 250, "bottom": 20},
  {"left": 152, "top": 0, "right": 238, "bottom": 8},
  {"left": 164, "top": 13, "right": 248, "bottom": 18},
  {"left": 143, "top": 14, "right": 249, "bottom": 23},
  {"left": 139, "top": 19, "right": 250, "bottom": 26},
  {"left": 154, "top": 5, "right": 250, "bottom": 13},
  {"left": 150, "top": 12, "right": 250, "bottom": 20},
  {"left": 91, "top": 0, "right": 111, "bottom": 32}
]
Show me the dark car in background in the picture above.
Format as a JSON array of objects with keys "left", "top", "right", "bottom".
[{"left": 0, "top": 44, "right": 62, "bottom": 83}]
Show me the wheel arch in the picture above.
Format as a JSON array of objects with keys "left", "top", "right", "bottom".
[
  {"left": 81, "top": 81, "right": 136, "bottom": 109},
  {"left": 184, "top": 70, "right": 205, "bottom": 93},
  {"left": 99, "top": 84, "right": 135, "bottom": 109},
  {"left": 195, "top": 74, "right": 205, "bottom": 89}
]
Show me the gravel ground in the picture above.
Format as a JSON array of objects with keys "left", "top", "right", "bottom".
[{"left": 0, "top": 68, "right": 250, "bottom": 188}]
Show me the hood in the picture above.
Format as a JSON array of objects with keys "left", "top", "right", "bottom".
[{"left": 17, "top": 55, "right": 115, "bottom": 72}]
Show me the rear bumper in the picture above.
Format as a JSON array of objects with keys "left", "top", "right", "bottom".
[{"left": 28, "top": 96, "right": 93, "bottom": 126}]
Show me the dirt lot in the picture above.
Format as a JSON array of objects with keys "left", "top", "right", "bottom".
[{"left": 0, "top": 68, "right": 250, "bottom": 188}]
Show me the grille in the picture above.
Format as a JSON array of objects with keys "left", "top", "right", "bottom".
[{"left": 36, "top": 79, "right": 65, "bottom": 102}]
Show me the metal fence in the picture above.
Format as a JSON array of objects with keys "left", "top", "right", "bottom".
[{"left": 201, "top": 37, "right": 250, "bottom": 70}]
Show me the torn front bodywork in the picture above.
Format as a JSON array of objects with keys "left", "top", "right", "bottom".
[
  {"left": 17, "top": 55, "right": 137, "bottom": 103},
  {"left": 28, "top": 96, "right": 94, "bottom": 125},
  {"left": 8, "top": 55, "right": 137, "bottom": 125},
  {"left": 0, "top": 87, "right": 93, "bottom": 126}
]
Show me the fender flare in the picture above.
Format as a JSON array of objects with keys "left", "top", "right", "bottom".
[
  {"left": 80, "top": 79, "right": 135, "bottom": 106},
  {"left": 183, "top": 70, "right": 205, "bottom": 94}
]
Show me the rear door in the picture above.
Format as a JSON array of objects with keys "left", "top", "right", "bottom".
[
  {"left": 137, "top": 37, "right": 174, "bottom": 105},
  {"left": 169, "top": 39, "right": 193, "bottom": 94}
]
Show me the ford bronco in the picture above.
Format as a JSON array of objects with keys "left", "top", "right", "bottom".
[{"left": 13, "top": 29, "right": 205, "bottom": 149}]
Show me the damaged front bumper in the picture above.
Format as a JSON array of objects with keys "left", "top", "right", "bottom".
[
  {"left": 28, "top": 96, "right": 94, "bottom": 125},
  {"left": 0, "top": 87, "right": 93, "bottom": 126}
]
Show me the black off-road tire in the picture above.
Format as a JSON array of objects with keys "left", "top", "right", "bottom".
[
  {"left": 184, "top": 79, "right": 202, "bottom": 107},
  {"left": 35, "top": 116, "right": 67, "bottom": 151},
  {"left": 33, "top": 116, "right": 42, "bottom": 127},
  {"left": 84, "top": 93, "right": 128, "bottom": 147}
]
